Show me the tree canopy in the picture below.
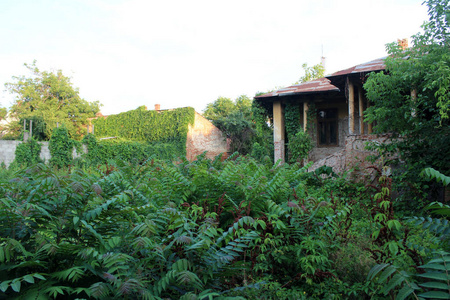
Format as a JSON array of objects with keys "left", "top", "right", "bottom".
[
  {"left": 295, "top": 62, "right": 325, "bottom": 84},
  {"left": 364, "top": 0, "right": 450, "bottom": 206},
  {"left": 5, "top": 61, "right": 101, "bottom": 140}
]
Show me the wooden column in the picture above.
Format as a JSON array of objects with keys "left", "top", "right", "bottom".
[
  {"left": 273, "top": 101, "right": 285, "bottom": 163},
  {"left": 358, "top": 87, "right": 364, "bottom": 135},
  {"left": 348, "top": 78, "right": 355, "bottom": 135},
  {"left": 303, "top": 102, "right": 309, "bottom": 132}
]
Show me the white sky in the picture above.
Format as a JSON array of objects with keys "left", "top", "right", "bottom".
[{"left": 0, "top": 0, "right": 429, "bottom": 115}]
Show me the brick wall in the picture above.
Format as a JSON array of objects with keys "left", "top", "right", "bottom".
[{"left": 185, "top": 112, "right": 229, "bottom": 161}]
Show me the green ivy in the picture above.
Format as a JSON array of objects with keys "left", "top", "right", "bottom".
[
  {"left": 92, "top": 106, "right": 195, "bottom": 154},
  {"left": 13, "top": 138, "right": 42, "bottom": 167},
  {"left": 285, "top": 102, "right": 302, "bottom": 139},
  {"left": 49, "top": 126, "right": 75, "bottom": 169},
  {"left": 82, "top": 134, "right": 182, "bottom": 165},
  {"left": 287, "top": 130, "right": 313, "bottom": 163}
]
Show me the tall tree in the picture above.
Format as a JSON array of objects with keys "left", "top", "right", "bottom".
[
  {"left": 5, "top": 61, "right": 100, "bottom": 140},
  {"left": 364, "top": 0, "right": 450, "bottom": 205},
  {"left": 295, "top": 62, "right": 325, "bottom": 84}
]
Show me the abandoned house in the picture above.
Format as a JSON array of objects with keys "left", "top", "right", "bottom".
[{"left": 254, "top": 56, "right": 389, "bottom": 174}]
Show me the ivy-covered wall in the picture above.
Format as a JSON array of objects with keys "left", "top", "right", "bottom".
[{"left": 92, "top": 106, "right": 196, "bottom": 157}]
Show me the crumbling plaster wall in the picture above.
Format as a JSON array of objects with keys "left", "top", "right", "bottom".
[
  {"left": 0, "top": 141, "right": 51, "bottom": 167},
  {"left": 186, "top": 112, "right": 229, "bottom": 161},
  {"left": 308, "top": 134, "right": 390, "bottom": 179}
]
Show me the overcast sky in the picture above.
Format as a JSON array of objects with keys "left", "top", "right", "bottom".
[{"left": 0, "top": 0, "right": 429, "bottom": 115}]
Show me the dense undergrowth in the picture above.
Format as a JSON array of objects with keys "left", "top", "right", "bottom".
[{"left": 0, "top": 154, "right": 449, "bottom": 299}]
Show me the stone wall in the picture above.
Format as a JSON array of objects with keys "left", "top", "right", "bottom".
[
  {"left": 185, "top": 112, "right": 229, "bottom": 161},
  {"left": 308, "top": 134, "right": 391, "bottom": 180}
]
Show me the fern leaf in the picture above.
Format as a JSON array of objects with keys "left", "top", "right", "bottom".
[
  {"left": 396, "top": 285, "right": 416, "bottom": 300},
  {"left": 417, "top": 272, "right": 450, "bottom": 281},
  {"left": 381, "top": 273, "right": 407, "bottom": 295},
  {"left": 419, "top": 281, "right": 449, "bottom": 289},
  {"left": 367, "top": 263, "right": 389, "bottom": 281},
  {"left": 417, "top": 291, "right": 450, "bottom": 299}
]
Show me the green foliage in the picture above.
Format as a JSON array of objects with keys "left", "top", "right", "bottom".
[
  {"left": 364, "top": 0, "right": 450, "bottom": 208},
  {"left": 287, "top": 130, "right": 313, "bottom": 163},
  {"left": 0, "top": 107, "right": 6, "bottom": 120},
  {"left": 214, "top": 111, "right": 255, "bottom": 154},
  {"left": 203, "top": 96, "right": 254, "bottom": 155},
  {"left": 422, "top": 167, "right": 450, "bottom": 186},
  {"left": 368, "top": 251, "right": 450, "bottom": 300},
  {"left": 295, "top": 62, "right": 325, "bottom": 84},
  {"left": 82, "top": 134, "right": 182, "bottom": 165},
  {"left": 5, "top": 61, "right": 100, "bottom": 140},
  {"left": 20, "top": 115, "right": 47, "bottom": 141},
  {"left": 92, "top": 106, "right": 195, "bottom": 157},
  {"left": 13, "top": 138, "right": 42, "bottom": 167},
  {"left": 49, "top": 126, "right": 76, "bottom": 168},
  {"left": 203, "top": 95, "right": 252, "bottom": 122},
  {"left": 251, "top": 99, "right": 273, "bottom": 161},
  {"left": 1, "top": 147, "right": 448, "bottom": 299}
]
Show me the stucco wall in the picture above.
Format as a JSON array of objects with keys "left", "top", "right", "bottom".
[
  {"left": 0, "top": 141, "right": 51, "bottom": 167},
  {"left": 186, "top": 112, "right": 229, "bottom": 161},
  {"left": 0, "top": 141, "right": 84, "bottom": 167}
]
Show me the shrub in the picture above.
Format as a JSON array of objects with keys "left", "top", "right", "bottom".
[
  {"left": 49, "top": 126, "right": 75, "bottom": 168},
  {"left": 13, "top": 138, "right": 42, "bottom": 167}
]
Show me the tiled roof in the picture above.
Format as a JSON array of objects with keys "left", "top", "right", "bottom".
[
  {"left": 255, "top": 56, "right": 387, "bottom": 100},
  {"left": 255, "top": 77, "right": 339, "bottom": 99},
  {"left": 327, "top": 57, "right": 386, "bottom": 78}
]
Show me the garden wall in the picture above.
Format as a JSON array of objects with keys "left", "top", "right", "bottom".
[
  {"left": 0, "top": 141, "right": 85, "bottom": 167},
  {"left": 186, "top": 112, "right": 229, "bottom": 161},
  {"left": 0, "top": 140, "right": 51, "bottom": 167}
]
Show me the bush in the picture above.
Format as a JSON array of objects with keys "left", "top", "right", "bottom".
[
  {"left": 13, "top": 138, "right": 42, "bottom": 167},
  {"left": 49, "top": 126, "right": 75, "bottom": 168}
]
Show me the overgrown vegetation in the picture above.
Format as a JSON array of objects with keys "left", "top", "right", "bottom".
[
  {"left": 92, "top": 106, "right": 195, "bottom": 158},
  {"left": 364, "top": 0, "right": 450, "bottom": 211},
  {"left": 1, "top": 153, "right": 449, "bottom": 299},
  {"left": 0, "top": 1, "right": 448, "bottom": 299},
  {"left": 12, "top": 138, "right": 42, "bottom": 167}
]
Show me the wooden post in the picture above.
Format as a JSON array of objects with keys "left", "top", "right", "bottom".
[
  {"left": 358, "top": 87, "right": 364, "bottom": 135},
  {"left": 92, "top": 124, "right": 95, "bottom": 135},
  {"left": 29, "top": 120, "right": 32, "bottom": 139},
  {"left": 273, "top": 101, "right": 285, "bottom": 163},
  {"left": 303, "top": 102, "right": 309, "bottom": 132},
  {"left": 348, "top": 78, "right": 355, "bottom": 135},
  {"left": 367, "top": 99, "right": 373, "bottom": 134}
]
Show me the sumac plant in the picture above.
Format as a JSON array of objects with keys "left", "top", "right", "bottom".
[{"left": 0, "top": 154, "right": 447, "bottom": 299}]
